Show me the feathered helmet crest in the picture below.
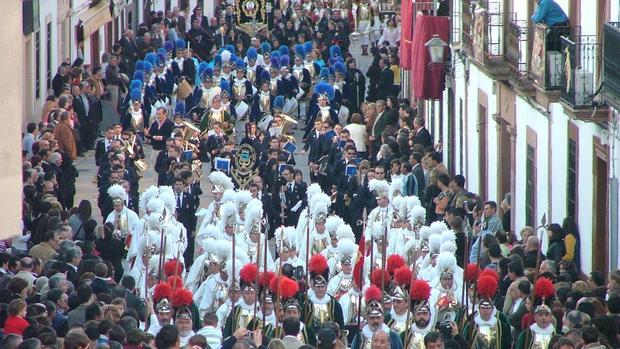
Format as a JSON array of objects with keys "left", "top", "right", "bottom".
[
  {"left": 172, "top": 287, "right": 193, "bottom": 320},
  {"left": 368, "top": 179, "right": 390, "bottom": 199},
  {"left": 533, "top": 277, "right": 555, "bottom": 313},
  {"left": 392, "top": 266, "right": 413, "bottom": 300},
  {"left": 107, "top": 184, "right": 127, "bottom": 203},
  {"left": 153, "top": 282, "right": 172, "bottom": 313},
  {"left": 239, "top": 263, "right": 259, "bottom": 291},
  {"left": 410, "top": 279, "right": 432, "bottom": 313},
  {"left": 309, "top": 254, "right": 329, "bottom": 286},
  {"left": 164, "top": 259, "right": 184, "bottom": 278},
  {"left": 270, "top": 276, "right": 300, "bottom": 310},
  {"left": 209, "top": 171, "right": 234, "bottom": 193},
  {"left": 365, "top": 285, "right": 383, "bottom": 316},
  {"left": 477, "top": 274, "right": 498, "bottom": 308},
  {"left": 337, "top": 238, "right": 357, "bottom": 265}
]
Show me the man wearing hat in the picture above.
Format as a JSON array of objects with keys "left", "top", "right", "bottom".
[
  {"left": 514, "top": 278, "right": 559, "bottom": 349},
  {"left": 399, "top": 279, "right": 434, "bottom": 349},
  {"left": 251, "top": 72, "right": 275, "bottom": 125},
  {"left": 291, "top": 49, "right": 312, "bottom": 121},
  {"left": 194, "top": 239, "right": 232, "bottom": 316},
  {"left": 305, "top": 255, "right": 345, "bottom": 331},
  {"left": 223, "top": 263, "right": 260, "bottom": 337},
  {"left": 351, "top": 286, "right": 403, "bottom": 349},
  {"left": 463, "top": 274, "right": 512, "bottom": 349},
  {"left": 232, "top": 60, "right": 254, "bottom": 121},
  {"left": 429, "top": 252, "right": 462, "bottom": 325},
  {"left": 148, "top": 283, "right": 174, "bottom": 335},
  {"left": 104, "top": 184, "right": 139, "bottom": 245},
  {"left": 327, "top": 238, "right": 356, "bottom": 300},
  {"left": 366, "top": 179, "right": 392, "bottom": 242},
  {"left": 173, "top": 288, "right": 196, "bottom": 346}
]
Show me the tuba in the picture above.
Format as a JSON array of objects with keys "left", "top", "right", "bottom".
[{"left": 280, "top": 113, "right": 298, "bottom": 136}]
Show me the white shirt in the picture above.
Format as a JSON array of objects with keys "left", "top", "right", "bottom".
[{"left": 344, "top": 123, "right": 368, "bottom": 152}]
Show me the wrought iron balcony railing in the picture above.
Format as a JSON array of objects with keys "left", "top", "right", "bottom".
[
  {"left": 529, "top": 23, "right": 580, "bottom": 90},
  {"left": 560, "top": 35, "right": 602, "bottom": 108},
  {"left": 603, "top": 22, "right": 620, "bottom": 109},
  {"left": 506, "top": 19, "right": 531, "bottom": 85}
]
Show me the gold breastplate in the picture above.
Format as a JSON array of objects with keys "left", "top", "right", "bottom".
[
  {"left": 319, "top": 108, "right": 331, "bottom": 122},
  {"left": 293, "top": 69, "right": 303, "bottom": 82},
  {"left": 531, "top": 332, "right": 552, "bottom": 349},
  {"left": 339, "top": 277, "right": 352, "bottom": 294},
  {"left": 213, "top": 281, "right": 229, "bottom": 309},
  {"left": 260, "top": 93, "right": 271, "bottom": 112},
  {"left": 131, "top": 112, "right": 144, "bottom": 131},
  {"left": 407, "top": 332, "right": 426, "bottom": 349},
  {"left": 237, "top": 307, "right": 252, "bottom": 329},
  {"left": 233, "top": 82, "right": 246, "bottom": 99},
  {"left": 476, "top": 325, "right": 497, "bottom": 349},
  {"left": 210, "top": 109, "right": 224, "bottom": 124},
  {"left": 392, "top": 321, "right": 407, "bottom": 334},
  {"left": 304, "top": 62, "right": 315, "bottom": 79},
  {"left": 200, "top": 88, "right": 213, "bottom": 107},
  {"left": 312, "top": 238, "right": 327, "bottom": 254},
  {"left": 247, "top": 69, "right": 256, "bottom": 83},
  {"left": 270, "top": 78, "right": 278, "bottom": 92},
  {"left": 313, "top": 303, "right": 331, "bottom": 325}
]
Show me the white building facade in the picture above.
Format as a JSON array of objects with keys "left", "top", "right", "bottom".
[{"left": 418, "top": 0, "right": 620, "bottom": 274}]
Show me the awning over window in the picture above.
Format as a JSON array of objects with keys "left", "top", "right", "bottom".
[{"left": 79, "top": 0, "right": 113, "bottom": 37}]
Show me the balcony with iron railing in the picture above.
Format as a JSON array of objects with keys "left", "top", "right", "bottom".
[
  {"left": 528, "top": 23, "right": 580, "bottom": 91},
  {"left": 505, "top": 18, "right": 534, "bottom": 93},
  {"left": 462, "top": 0, "right": 510, "bottom": 78},
  {"left": 558, "top": 35, "right": 608, "bottom": 120}
]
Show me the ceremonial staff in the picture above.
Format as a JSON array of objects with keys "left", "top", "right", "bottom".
[
  {"left": 262, "top": 218, "right": 268, "bottom": 325},
  {"left": 531, "top": 214, "right": 548, "bottom": 315},
  {"left": 380, "top": 207, "right": 388, "bottom": 299},
  {"left": 158, "top": 215, "right": 166, "bottom": 282},
  {"left": 232, "top": 221, "right": 237, "bottom": 333},
  {"left": 356, "top": 209, "right": 367, "bottom": 330}
]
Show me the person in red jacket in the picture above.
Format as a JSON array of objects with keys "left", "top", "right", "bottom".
[{"left": 4, "top": 298, "right": 29, "bottom": 336}]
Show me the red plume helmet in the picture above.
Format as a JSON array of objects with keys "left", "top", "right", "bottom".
[
  {"left": 394, "top": 266, "right": 413, "bottom": 287},
  {"left": 278, "top": 276, "right": 299, "bottom": 299},
  {"left": 387, "top": 254, "right": 406, "bottom": 275},
  {"left": 240, "top": 263, "right": 259, "bottom": 284},
  {"left": 410, "top": 279, "right": 431, "bottom": 301},
  {"left": 172, "top": 288, "right": 193, "bottom": 308},
  {"left": 465, "top": 263, "right": 480, "bottom": 282},
  {"left": 476, "top": 275, "right": 498, "bottom": 299},
  {"left": 260, "top": 271, "right": 276, "bottom": 288},
  {"left": 309, "top": 254, "right": 329, "bottom": 274},
  {"left": 479, "top": 268, "right": 499, "bottom": 281},
  {"left": 164, "top": 259, "right": 184, "bottom": 277},
  {"left": 534, "top": 277, "right": 555, "bottom": 299},
  {"left": 365, "top": 285, "right": 382, "bottom": 303},
  {"left": 167, "top": 275, "right": 183, "bottom": 289},
  {"left": 371, "top": 268, "right": 390, "bottom": 287},
  {"left": 153, "top": 282, "right": 172, "bottom": 303}
]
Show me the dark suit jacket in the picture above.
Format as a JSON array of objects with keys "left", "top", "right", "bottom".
[
  {"left": 148, "top": 119, "right": 175, "bottom": 150},
  {"left": 284, "top": 181, "right": 307, "bottom": 226},
  {"left": 91, "top": 277, "right": 111, "bottom": 295},
  {"left": 412, "top": 127, "right": 433, "bottom": 148},
  {"left": 376, "top": 67, "right": 394, "bottom": 101},
  {"left": 176, "top": 191, "right": 197, "bottom": 233},
  {"left": 119, "top": 35, "right": 137, "bottom": 59},
  {"left": 95, "top": 139, "right": 112, "bottom": 167},
  {"left": 411, "top": 164, "right": 426, "bottom": 197},
  {"left": 372, "top": 111, "right": 391, "bottom": 138}
]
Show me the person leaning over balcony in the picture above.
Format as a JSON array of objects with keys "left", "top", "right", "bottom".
[{"left": 531, "top": 0, "right": 569, "bottom": 51}]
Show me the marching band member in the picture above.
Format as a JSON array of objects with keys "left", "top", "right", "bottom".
[
  {"left": 232, "top": 59, "right": 254, "bottom": 121},
  {"left": 251, "top": 71, "right": 274, "bottom": 126},
  {"left": 303, "top": 81, "right": 338, "bottom": 141},
  {"left": 292, "top": 45, "right": 312, "bottom": 121},
  {"left": 244, "top": 47, "right": 260, "bottom": 85}
]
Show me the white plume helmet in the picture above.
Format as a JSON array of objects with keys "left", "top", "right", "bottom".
[
  {"left": 203, "top": 238, "right": 232, "bottom": 262},
  {"left": 306, "top": 183, "right": 323, "bottom": 203},
  {"left": 244, "top": 201, "right": 263, "bottom": 234},
  {"left": 436, "top": 251, "right": 457, "bottom": 274},
  {"left": 428, "top": 233, "right": 442, "bottom": 255},
  {"left": 225, "top": 258, "right": 244, "bottom": 287},
  {"left": 368, "top": 179, "right": 390, "bottom": 199},
  {"left": 392, "top": 196, "right": 406, "bottom": 213},
  {"left": 158, "top": 186, "right": 175, "bottom": 198},
  {"left": 406, "top": 196, "right": 422, "bottom": 209},
  {"left": 325, "top": 215, "right": 344, "bottom": 234},
  {"left": 390, "top": 177, "right": 404, "bottom": 198},
  {"left": 107, "top": 184, "right": 127, "bottom": 202},
  {"left": 285, "top": 226, "right": 300, "bottom": 250},
  {"left": 219, "top": 202, "right": 237, "bottom": 222},
  {"left": 336, "top": 224, "right": 355, "bottom": 240},
  {"left": 441, "top": 230, "right": 456, "bottom": 244},
  {"left": 139, "top": 186, "right": 160, "bottom": 212},
  {"left": 222, "top": 189, "right": 237, "bottom": 204},
  {"left": 371, "top": 223, "right": 385, "bottom": 240},
  {"left": 221, "top": 49, "right": 232, "bottom": 63},
  {"left": 146, "top": 198, "right": 165, "bottom": 215},
  {"left": 440, "top": 240, "right": 457, "bottom": 254},
  {"left": 419, "top": 226, "right": 433, "bottom": 241},
  {"left": 337, "top": 238, "right": 357, "bottom": 259},
  {"left": 409, "top": 205, "right": 427, "bottom": 227},
  {"left": 209, "top": 171, "right": 234, "bottom": 193},
  {"left": 309, "top": 192, "right": 331, "bottom": 214},
  {"left": 403, "top": 238, "right": 418, "bottom": 255},
  {"left": 147, "top": 212, "right": 163, "bottom": 230},
  {"left": 234, "top": 190, "right": 253, "bottom": 214},
  {"left": 199, "top": 224, "right": 221, "bottom": 242},
  {"left": 208, "top": 87, "right": 223, "bottom": 106},
  {"left": 429, "top": 221, "right": 449, "bottom": 235},
  {"left": 158, "top": 191, "right": 176, "bottom": 216}
]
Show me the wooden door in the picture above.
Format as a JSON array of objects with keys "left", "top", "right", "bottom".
[{"left": 593, "top": 143, "right": 609, "bottom": 277}]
